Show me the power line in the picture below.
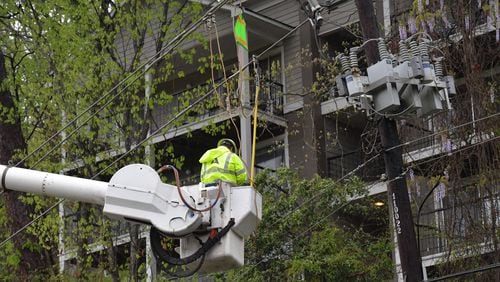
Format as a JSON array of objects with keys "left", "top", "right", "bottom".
[
  {"left": 233, "top": 134, "right": 499, "bottom": 279},
  {"left": 1, "top": 109, "right": 498, "bottom": 247},
  {"left": 0, "top": 0, "right": 231, "bottom": 247},
  {"left": 95, "top": 17, "right": 312, "bottom": 178},
  {"left": 3, "top": 7, "right": 499, "bottom": 269},
  {"left": 217, "top": 114, "right": 500, "bottom": 276},
  {"left": 14, "top": 0, "right": 228, "bottom": 169},
  {"left": 0, "top": 8, "right": 311, "bottom": 249},
  {"left": 234, "top": 170, "right": 407, "bottom": 279},
  {"left": 243, "top": 111, "right": 500, "bottom": 241},
  {"left": 388, "top": 112, "right": 500, "bottom": 153},
  {"left": 0, "top": 59, "right": 250, "bottom": 249},
  {"left": 410, "top": 136, "right": 500, "bottom": 168},
  {"left": 0, "top": 199, "right": 63, "bottom": 248},
  {"left": 424, "top": 262, "right": 500, "bottom": 282}
]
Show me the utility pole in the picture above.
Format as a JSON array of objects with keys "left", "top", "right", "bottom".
[{"left": 353, "top": 0, "right": 424, "bottom": 281}]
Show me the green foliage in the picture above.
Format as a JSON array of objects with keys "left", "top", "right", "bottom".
[
  {"left": 221, "top": 168, "right": 393, "bottom": 281},
  {"left": 0, "top": 0, "right": 211, "bottom": 279},
  {"left": 0, "top": 202, "right": 20, "bottom": 280}
]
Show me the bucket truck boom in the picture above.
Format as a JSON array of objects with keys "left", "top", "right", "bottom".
[{"left": 0, "top": 163, "right": 262, "bottom": 275}]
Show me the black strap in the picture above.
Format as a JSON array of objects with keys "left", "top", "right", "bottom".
[
  {"left": 150, "top": 218, "right": 235, "bottom": 266},
  {"left": 1, "top": 165, "right": 11, "bottom": 191}
]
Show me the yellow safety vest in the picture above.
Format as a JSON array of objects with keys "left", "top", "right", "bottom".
[{"left": 199, "top": 146, "right": 247, "bottom": 185}]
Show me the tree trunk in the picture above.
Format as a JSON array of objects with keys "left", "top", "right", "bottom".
[
  {"left": 129, "top": 223, "right": 140, "bottom": 281},
  {"left": 0, "top": 50, "right": 49, "bottom": 279}
]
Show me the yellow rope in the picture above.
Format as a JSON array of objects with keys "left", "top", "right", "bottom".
[{"left": 250, "top": 84, "right": 260, "bottom": 185}]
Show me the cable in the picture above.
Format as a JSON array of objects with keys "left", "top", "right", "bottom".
[
  {"left": 410, "top": 136, "right": 500, "bottom": 168},
  {"left": 3, "top": 5, "right": 498, "bottom": 257},
  {"left": 24, "top": 0, "right": 297, "bottom": 176},
  {"left": 406, "top": 32, "right": 433, "bottom": 42},
  {"left": 320, "top": 10, "right": 363, "bottom": 40},
  {"left": 104, "top": 1, "right": 193, "bottom": 65},
  {"left": 386, "top": 112, "right": 500, "bottom": 153},
  {"left": 250, "top": 56, "right": 260, "bottom": 185},
  {"left": 0, "top": 63, "right": 251, "bottom": 249},
  {"left": 255, "top": 18, "right": 310, "bottom": 60},
  {"left": 96, "top": 13, "right": 310, "bottom": 175},
  {"left": 157, "top": 165, "right": 221, "bottom": 213},
  {"left": 366, "top": 98, "right": 417, "bottom": 118},
  {"left": 0, "top": 11, "right": 314, "bottom": 249},
  {"left": 2, "top": 108, "right": 497, "bottom": 250},
  {"left": 415, "top": 176, "right": 442, "bottom": 255},
  {"left": 235, "top": 172, "right": 408, "bottom": 279},
  {"left": 223, "top": 117, "right": 500, "bottom": 277},
  {"left": 357, "top": 37, "right": 382, "bottom": 50},
  {"left": 0, "top": 0, "right": 235, "bottom": 248},
  {"left": 214, "top": 16, "right": 243, "bottom": 154},
  {"left": 424, "top": 262, "right": 500, "bottom": 282},
  {"left": 0, "top": 199, "right": 63, "bottom": 248},
  {"left": 253, "top": 150, "right": 384, "bottom": 241},
  {"left": 236, "top": 111, "right": 500, "bottom": 238},
  {"left": 15, "top": 0, "right": 230, "bottom": 169}
]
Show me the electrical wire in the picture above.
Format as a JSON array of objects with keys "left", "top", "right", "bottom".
[
  {"left": 214, "top": 16, "right": 243, "bottom": 155},
  {"left": 3, "top": 8, "right": 499, "bottom": 264},
  {"left": 106, "top": 1, "right": 193, "bottom": 67},
  {"left": 357, "top": 37, "right": 382, "bottom": 50},
  {"left": 235, "top": 133, "right": 498, "bottom": 278},
  {"left": 0, "top": 0, "right": 234, "bottom": 248},
  {"left": 320, "top": 9, "right": 363, "bottom": 40},
  {"left": 254, "top": 111, "right": 500, "bottom": 236},
  {"left": 213, "top": 112, "right": 500, "bottom": 267},
  {"left": 410, "top": 136, "right": 500, "bottom": 168},
  {"left": 256, "top": 18, "right": 310, "bottom": 60},
  {"left": 235, "top": 170, "right": 409, "bottom": 279},
  {"left": 424, "top": 262, "right": 500, "bottom": 282},
  {"left": 0, "top": 61, "right": 253, "bottom": 249},
  {"left": 1, "top": 107, "right": 498, "bottom": 251},
  {"left": 386, "top": 112, "right": 500, "bottom": 153},
  {"left": 0, "top": 199, "right": 64, "bottom": 248},
  {"left": 406, "top": 31, "right": 433, "bottom": 42},
  {"left": 14, "top": 0, "right": 229, "bottom": 169},
  {"left": 0, "top": 11, "right": 316, "bottom": 249},
  {"left": 415, "top": 176, "right": 442, "bottom": 255},
  {"left": 250, "top": 57, "right": 261, "bottom": 185}
]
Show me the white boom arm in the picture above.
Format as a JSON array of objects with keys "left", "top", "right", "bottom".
[
  {"left": 0, "top": 164, "right": 201, "bottom": 236},
  {"left": 0, "top": 165, "right": 107, "bottom": 205}
]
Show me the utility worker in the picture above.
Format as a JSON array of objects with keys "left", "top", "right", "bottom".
[{"left": 199, "top": 139, "right": 247, "bottom": 186}]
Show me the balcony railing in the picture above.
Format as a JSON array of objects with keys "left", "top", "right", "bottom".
[
  {"left": 152, "top": 79, "right": 284, "bottom": 130},
  {"left": 416, "top": 181, "right": 500, "bottom": 257},
  {"left": 250, "top": 80, "right": 284, "bottom": 115}
]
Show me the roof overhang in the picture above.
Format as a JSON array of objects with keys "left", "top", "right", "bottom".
[
  {"left": 244, "top": 8, "right": 293, "bottom": 45},
  {"left": 166, "top": 5, "right": 294, "bottom": 84}
]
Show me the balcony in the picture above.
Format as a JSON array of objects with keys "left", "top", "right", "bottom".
[
  {"left": 152, "top": 78, "right": 284, "bottom": 131},
  {"left": 418, "top": 182, "right": 500, "bottom": 261}
]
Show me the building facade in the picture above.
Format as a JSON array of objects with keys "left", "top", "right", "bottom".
[{"left": 58, "top": 0, "right": 499, "bottom": 280}]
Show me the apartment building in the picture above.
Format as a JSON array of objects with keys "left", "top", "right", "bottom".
[{"left": 58, "top": 0, "right": 498, "bottom": 280}]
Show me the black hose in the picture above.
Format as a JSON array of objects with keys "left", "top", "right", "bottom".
[
  {"left": 158, "top": 254, "right": 206, "bottom": 278},
  {"left": 150, "top": 218, "right": 235, "bottom": 266}
]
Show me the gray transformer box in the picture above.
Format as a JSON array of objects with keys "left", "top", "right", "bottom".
[
  {"left": 417, "top": 86, "right": 443, "bottom": 117},
  {"left": 367, "top": 60, "right": 401, "bottom": 113},
  {"left": 394, "top": 62, "right": 422, "bottom": 114}
]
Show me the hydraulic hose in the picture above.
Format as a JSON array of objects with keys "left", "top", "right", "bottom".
[
  {"left": 150, "top": 218, "right": 235, "bottom": 266},
  {"left": 157, "top": 165, "right": 222, "bottom": 212}
]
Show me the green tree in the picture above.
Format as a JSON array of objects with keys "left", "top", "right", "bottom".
[
  {"left": 223, "top": 168, "right": 393, "bottom": 281},
  {"left": 0, "top": 0, "right": 209, "bottom": 280}
]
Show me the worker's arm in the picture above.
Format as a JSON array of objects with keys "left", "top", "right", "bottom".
[{"left": 231, "top": 155, "right": 248, "bottom": 185}]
